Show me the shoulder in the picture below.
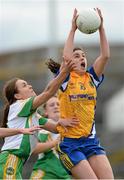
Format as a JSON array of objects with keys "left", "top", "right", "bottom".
[
  {"left": 60, "top": 74, "right": 70, "bottom": 92},
  {"left": 87, "top": 66, "right": 104, "bottom": 88},
  {"left": 18, "top": 97, "right": 36, "bottom": 117},
  {"left": 8, "top": 100, "right": 23, "bottom": 120}
]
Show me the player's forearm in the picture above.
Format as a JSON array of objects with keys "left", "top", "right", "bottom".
[
  {"left": 33, "top": 70, "right": 68, "bottom": 109},
  {"left": 45, "top": 69, "right": 68, "bottom": 94},
  {"left": 33, "top": 141, "right": 57, "bottom": 154},
  {"left": 0, "top": 128, "right": 21, "bottom": 138},
  {"left": 63, "top": 29, "right": 75, "bottom": 58},
  {"left": 42, "top": 120, "right": 58, "bottom": 133},
  {"left": 99, "top": 26, "right": 110, "bottom": 60}
]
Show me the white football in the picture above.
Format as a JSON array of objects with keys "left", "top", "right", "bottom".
[{"left": 76, "top": 9, "right": 101, "bottom": 34}]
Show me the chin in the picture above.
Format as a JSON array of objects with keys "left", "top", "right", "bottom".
[
  {"left": 32, "top": 92, "right": 36, "bottom": 96},
  {"left": 27, "top": 93, "right": 36, "bottom": 99},
  {"left": 75, "top": 69, "right": 85, "bottom": 75},
  {"left": 80, "top": 68, "right": 86, "bottom": 74}
]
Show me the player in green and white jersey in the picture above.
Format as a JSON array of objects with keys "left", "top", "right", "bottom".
[
  {"left": 0, "top": 59, "right": 78, "bottom": 179},
  {"left": 30, "top": 96, "right": 70, "bottom": 179}
]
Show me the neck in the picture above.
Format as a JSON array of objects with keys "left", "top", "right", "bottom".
[{"left": 73, "top": 70, "right": 85, "bottom": 76}]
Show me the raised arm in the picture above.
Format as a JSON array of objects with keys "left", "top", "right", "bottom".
[
  {"left": 93, "top": 8, "right": 110, "bottom": 77},
  {"left": 32, "top": 59, "right": 75, "bottom": 109},
  {"left": 63, "top": 8, "right": 78, "bottom": 59}
]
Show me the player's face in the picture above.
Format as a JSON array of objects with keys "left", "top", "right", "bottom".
[
  {"left": 14, "top": 79, "right": 36, "bottom": 100},
  {"left": 72, "top": 50, "right": 87, "bottom": 74},
  {"left": 45, "top": 97, "right": 60, "bottom": 122}
]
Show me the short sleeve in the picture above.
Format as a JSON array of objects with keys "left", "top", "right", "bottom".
[
  {"left": 18, "top": 97, "right": 36, "bottom": 117},
  {"left": 38, "top": 131, "right": 49, "bottom": 142},
  {"left": 39, "top": 117, "right": 48, "bottom": 125},
  {"left": 37, "top": 131, "right": 52, "bottom": 153},
  {"left": 88, "top": 66, "right": 104, "bottom": 89}
]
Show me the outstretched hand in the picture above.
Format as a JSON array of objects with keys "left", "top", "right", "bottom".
[
  {"left": 94, "top": 8, "right": 103, "bottom": 29},
  {"left": 60, "top": 57, "right": 76, "bottom": 73},
  {"left": 71, "top": 8, "right": 78, "bottom": 32},
  {"left": 20, "top": 126, "right": 42, "bottom": 135},
  {"left": 58, "top": 117, "right": 79, "bottom": 132}
]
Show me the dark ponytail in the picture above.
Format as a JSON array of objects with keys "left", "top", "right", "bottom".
[
  {"left": 46, "top": 48, "right": 83, "bottom": 74},
  {"left": 2, "top": 104, "right": 10, "bottom": 128},
  {"left": 2, "top": 78, "right": 19, "bottom": 128},
  {"left": 46, "top": 58, "right": 61, "bottom": 74}
]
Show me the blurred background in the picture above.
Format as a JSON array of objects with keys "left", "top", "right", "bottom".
[{"left": 0, "top": 0, "right": 124, "bottom": 178}]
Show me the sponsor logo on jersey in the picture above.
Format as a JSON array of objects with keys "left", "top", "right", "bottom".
[
  {"left": 6, "top": 167, "right": 14, "bottom": 175},
  {"left": 69, "top": 94, "right": 95, "bottom": 101}
]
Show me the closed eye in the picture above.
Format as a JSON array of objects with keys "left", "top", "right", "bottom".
[{"left": 22, "top": 82, "right": 28, "bottom": 87}]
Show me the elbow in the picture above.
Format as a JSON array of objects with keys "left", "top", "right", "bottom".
[
  {"left": 104, "top": 55, "right": 110, "bottom": 61},
  {"left": 104, "top": 50, "right": 110, "bottom": 60},
  {"left": 106, "top": 52, "right": 110, "bottom": 59},
  {"left": 32, "top": 149, "right": 38, "bottom": 155},
  {"left": 101, "top": 53, "right": 110, "bottom": 61},
  {"left": 32, "top": 144, "right": 41, "bottom": 155}
]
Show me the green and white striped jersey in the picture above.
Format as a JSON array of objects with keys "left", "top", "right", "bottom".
[{"left": 2, "top": 97, "right": 48, "bottom": 159}]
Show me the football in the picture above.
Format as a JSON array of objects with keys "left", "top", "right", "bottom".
[{"left": 76, "top": 9, "right": 101, "bottom": 34}]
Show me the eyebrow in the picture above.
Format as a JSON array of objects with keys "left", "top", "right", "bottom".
[
  {"left": 74, "top": 53, "right": 85, "bottom": 56},
  {"left": 22, "top": 81, "right": 27, "bottom": 85},
  {"left": 74, "top": 53, "right": 80, "bottom": 56}
]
